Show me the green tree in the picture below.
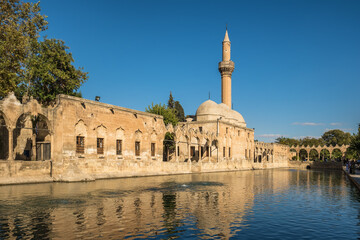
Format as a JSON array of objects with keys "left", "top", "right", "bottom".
[
  {"left": 321, "top": 129, "right": 352, "bottom": 146},
  {"left": 174, "top": 101, "right": 185, "bottom": 122},
  {"left": 146, "top": 102, "right": 178, "bottom": 161},
  {"left": 27, "top": 38, "right": 88, "bottom": 105},
  {"left": 167, "top": 91, "right": 186, "bottom": 122},
  {"left": 331, "top": 149, "right": 342, "bottom": 160},
  {"left": 0, "top": 0, "right": 48, "bottom": 98},
  {"left": 145, "top": 103, "right": 178, "bottom": 126},
  {"left": 348, "top": 124, "right": 360, "bottom": 159},
  {"left": 275, "top": 137, "right": 300, "bottom": 146},
  {"left": 300, "top": 137, "right": 324, "bottom": 147},
  {"left": 167, "top": 91, "right": 174, "bottom": 109}
]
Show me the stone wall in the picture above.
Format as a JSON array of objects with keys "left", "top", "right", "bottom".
[
  {"left": 51, "top": 95, "right": 167, "bottom": 177},
  {"left": 0, "top": 160, "right": 52, "bottom": 185},
  {"left": 0, "top": 93, "right": 290, "bottom": 185}
]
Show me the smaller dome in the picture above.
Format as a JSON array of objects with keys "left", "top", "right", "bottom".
[
  {"left": 231, "top": 110, "right": 246, "bottom": 127},
  {"left": 196, "top": 100, "right": 219, "bottom": 116}
]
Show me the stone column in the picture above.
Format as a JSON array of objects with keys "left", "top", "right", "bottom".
[
  {"left": 188, "top": 142, "right": 191, "bottom": 163},
  {"left": 307, "top": 151, "right": 309, "bottom": 161},
  {"left": 31, "top": 134, "right": 36, "bottom": 161},
  {"left": 208, "top": 144, "right": 211, "bottom": 163},
  {"left": 198, "top": 145, "right": 202, "bottom": 162},
  {"left": 296, "top": 151, "right": 299, "bottom": 161},
  {"left": 8, "top": 127, "right": 13, "bottom": 161},
  {"left": 175, "top": 141, "right": 178, "bottom": 162}
]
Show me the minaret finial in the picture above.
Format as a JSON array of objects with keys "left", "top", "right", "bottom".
[{"left": 224, "top": 27, "right": 230, "bottom": 42}]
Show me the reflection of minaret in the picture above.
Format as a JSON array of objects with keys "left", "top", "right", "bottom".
[{"left": 219, "top": 28, "right": 235, "bottom": 108}]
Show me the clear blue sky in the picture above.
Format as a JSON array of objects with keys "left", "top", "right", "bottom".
[{"left": 35, "top": 0, "right": 360, "bottom": 142}]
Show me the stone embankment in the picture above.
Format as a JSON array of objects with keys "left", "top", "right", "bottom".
[
  {"left": 343, "top": 167, "right": 360, "bottom": 190},
  {"left": 0, "top": 159, "right": 289, "bottom": 185},
  {"left": 288, "top": 161, "right": 342, "bottom": 170}
]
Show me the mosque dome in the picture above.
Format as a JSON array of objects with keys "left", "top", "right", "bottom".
[
  {"left": 196, "top": 100, "right": 222, "bottom": 117},
  {"left": 196, "top": 100, "right": 246, "bottom": 127}
]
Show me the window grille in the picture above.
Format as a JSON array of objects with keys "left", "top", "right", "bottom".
[
  {"left": 135, "top": 141, "right": 140, "bottom": 156},
  {"left": 151, "top": 143, "right": 155, "bottom": 157},
  {"left": 76, "top": 136, "right": 85, "bottom": 154},
  {"left": 116, "top": 140, "right": 122, "bottom": 155},
  {"left": 97, "top": 138, "right": 104, "bottom": 155}
]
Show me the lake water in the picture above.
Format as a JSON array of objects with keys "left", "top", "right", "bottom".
[{"left": 0, "top": 169, "right": 360, "bottom": 239}]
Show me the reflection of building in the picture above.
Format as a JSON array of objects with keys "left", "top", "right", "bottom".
[
  {"left": 0, "top": 30, "right": 289, "bottom": 184},
  {"left": 0, "top": 170, "right": 348, "bottom": 239}
]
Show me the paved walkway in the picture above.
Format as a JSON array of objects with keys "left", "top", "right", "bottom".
[{"left": 343, "top": 167, "right": 360, "bottom": 190}]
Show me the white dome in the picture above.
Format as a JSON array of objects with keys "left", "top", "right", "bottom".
[
  {"left": 196, "top": 100, "right": 220, "bottom": 116},
  {"left": 196, "top": 100, "right": 246, "bottom": 127}
]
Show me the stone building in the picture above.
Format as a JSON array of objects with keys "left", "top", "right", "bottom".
[{"left": 0, "top": 29, "right": 289, "bottom": 184}]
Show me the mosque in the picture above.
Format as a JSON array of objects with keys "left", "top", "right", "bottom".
[{"left": 0, "top": 30, "right": 289, "bottom": 184}]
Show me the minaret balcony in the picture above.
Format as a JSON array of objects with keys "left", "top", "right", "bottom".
[{"left": 218, "top": 61, "right": 235, "bottom": 74}]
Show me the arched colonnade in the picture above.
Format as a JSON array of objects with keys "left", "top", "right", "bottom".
[
  {"left": 290, "top": 145, "right": 349, "bottom": 161},
  {"left": 166, "top": 124, "right": 219, "bottom": 163}
]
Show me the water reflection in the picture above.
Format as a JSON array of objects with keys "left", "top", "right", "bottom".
[{"left": 0, "top": 169, "right": 359, "bottom": 239}]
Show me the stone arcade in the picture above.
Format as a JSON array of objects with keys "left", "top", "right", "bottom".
[{"left": 0, "top": 30, "right": 290, "bottom": 184}]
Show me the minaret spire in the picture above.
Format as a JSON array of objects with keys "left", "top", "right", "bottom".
[
  {"left": 224, "top": 29, "right": 230, "bottom": 42},
  {"left": 219, "top": 27, "right": 235, "bottom": 108}
]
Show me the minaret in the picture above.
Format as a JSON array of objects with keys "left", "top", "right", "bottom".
[{"left": 218, "top": 28, "right": 235, "bottom": 108}]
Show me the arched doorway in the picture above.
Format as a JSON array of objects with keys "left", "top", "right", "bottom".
[
  {"left": 35, "top": 115, "right": 51, "bottom": 161},
  {"left": 163, "top": 132, "right": 175, "bottom": 162},
  {"left": 0, "top": 113, "right": 9, "bottom": 160},
  {"left": 13, "top": 114, "right": 51, "bottom": 161}
]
